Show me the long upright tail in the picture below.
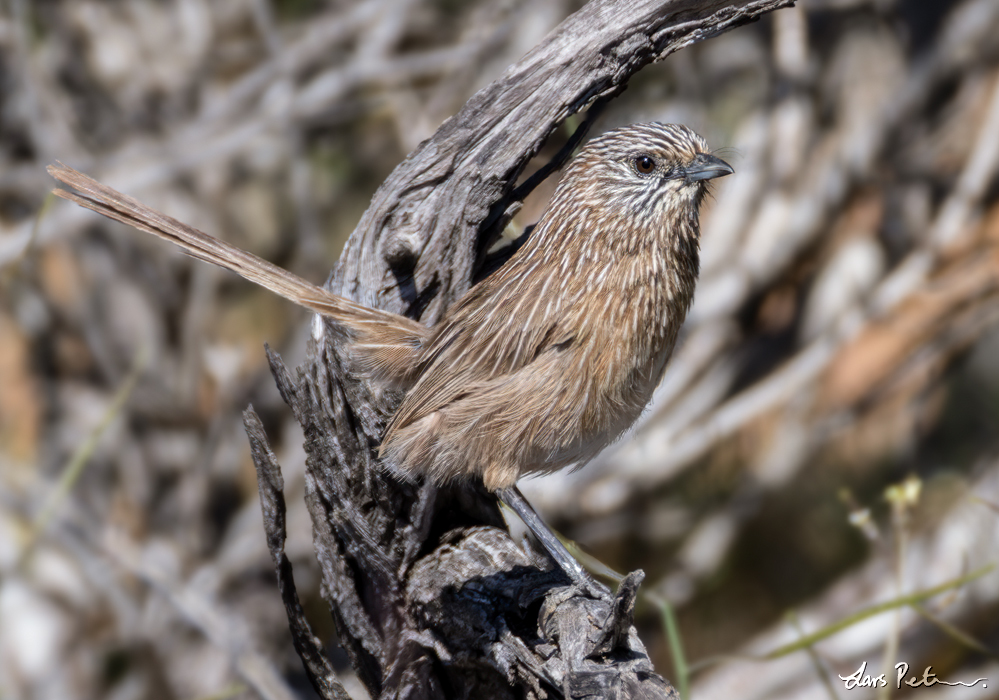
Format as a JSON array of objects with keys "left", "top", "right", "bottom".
[{"left": 49, "top": 163, "right": 429, "bottom": 386}]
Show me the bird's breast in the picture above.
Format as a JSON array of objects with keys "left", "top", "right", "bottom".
[{"left": 554, "top": 243, "right": 695, "bottom": 448}]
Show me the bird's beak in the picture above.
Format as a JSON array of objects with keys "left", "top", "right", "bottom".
[{"left": 684, "top": 153, "right": 734, "bottom": 182}]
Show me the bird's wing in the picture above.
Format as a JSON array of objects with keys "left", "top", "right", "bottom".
[{"left": 381, "top": 278, "right": 577, "bottom": 448}]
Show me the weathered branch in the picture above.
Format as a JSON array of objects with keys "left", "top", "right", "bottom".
[
  {"left": 245, "top": 1, "right": 794, "bottom": 698},
  {"left": 244, "top": 407, "right": 352, "bottom": 700}
]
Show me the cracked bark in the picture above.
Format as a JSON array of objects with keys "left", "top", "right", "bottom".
[{"left": 243, "top": 1, "right": 794, "bottom": 697}]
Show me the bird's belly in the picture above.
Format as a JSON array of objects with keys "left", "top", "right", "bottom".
[
  {"left": 394, "top": 285, "right": 687, "bottom": 489},
  {"left": 520, "top": 343, "right": 669, "bottom": 477}
]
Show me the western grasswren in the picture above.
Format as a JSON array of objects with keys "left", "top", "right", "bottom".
[{"left": 50, "top": 122, "right": 732, "bottom": 579}]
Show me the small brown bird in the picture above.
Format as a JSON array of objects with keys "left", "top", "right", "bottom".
[{"left": 50, "top": 122, "right": 732, "bottom": 582}]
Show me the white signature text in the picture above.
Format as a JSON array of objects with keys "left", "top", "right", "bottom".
[{"left": 839, "top": 662, "right": 988, "bottom": 690}]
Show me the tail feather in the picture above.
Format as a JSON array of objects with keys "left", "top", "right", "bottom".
[{"left": 49, "top": 163, "right": 429, "bottom": 386}]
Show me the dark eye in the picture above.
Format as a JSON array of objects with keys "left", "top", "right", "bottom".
[{"left": 634, "top": 155, "right": 656, "bottom": 174}]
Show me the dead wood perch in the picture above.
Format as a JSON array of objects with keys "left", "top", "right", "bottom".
[{"left": 244, "top": 1, "right": 794, "bottom": 698}]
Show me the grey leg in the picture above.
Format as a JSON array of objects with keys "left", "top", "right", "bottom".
[{"left": 496, "top": 486, "right": 598, "bottom": 590}]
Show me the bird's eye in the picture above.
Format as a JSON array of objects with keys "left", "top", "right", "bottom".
[{"left": 634, "top": 155, "right": 656, "bottom": 174}]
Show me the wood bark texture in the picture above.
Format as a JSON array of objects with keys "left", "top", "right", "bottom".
[{"left": 243, "top": 0, "right": 794, "bottom": 698}]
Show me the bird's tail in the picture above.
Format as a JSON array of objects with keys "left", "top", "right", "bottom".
[{"left": 48, "top": 163, "right": 428, "bottom": 386}]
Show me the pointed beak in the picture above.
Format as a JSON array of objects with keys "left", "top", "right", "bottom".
[{"left": 684, "top": 153, "right": 734, "bottom": 183}]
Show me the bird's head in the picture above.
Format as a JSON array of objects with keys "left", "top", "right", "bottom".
[{"left": 561, "top": 122, "right": 733, "bottom": 218}]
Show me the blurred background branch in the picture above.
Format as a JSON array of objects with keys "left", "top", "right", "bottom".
[{"left": 1, "top": 0, "right": 998, "bottom": 698}]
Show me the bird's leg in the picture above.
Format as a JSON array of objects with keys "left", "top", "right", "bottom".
[{"left": 496, "top": 486, "right": 601, "bottom": 593}]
